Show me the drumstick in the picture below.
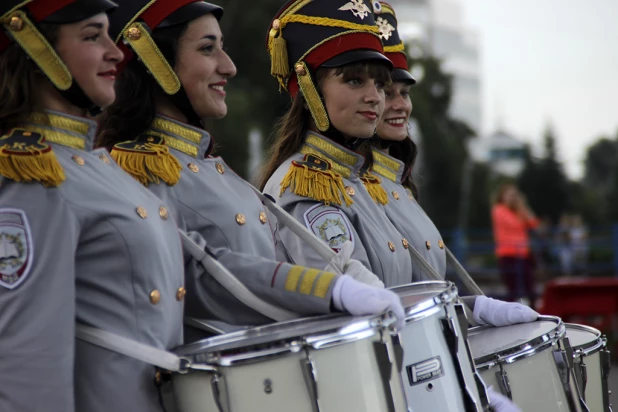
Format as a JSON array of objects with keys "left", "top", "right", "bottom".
[
  {"left": 445, "top": 247, "right": 485, "bottom": 296},
  {"left": 406, "top": 245, "right": 480, "bottom": 327}
]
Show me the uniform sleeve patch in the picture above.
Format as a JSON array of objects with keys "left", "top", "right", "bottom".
[
  {"left": 303, "top": 204, "right": 354, "bottom": 252},
  {"left": 0, "top": 209, "right": 33, "bottom": 289}
]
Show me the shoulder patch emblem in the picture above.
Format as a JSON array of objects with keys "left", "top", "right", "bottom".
[
  {"left": 111, "top": 133, "right": 181, "bottom": 186},
  {"left": 0, "top": 209, "right": 33, "bottom": 289},
  {"left": 0, "top": 129, "right": 65, "bottom": 187},
  {"left": 304, "top": 204, "right": 354, "bottom": 252}
]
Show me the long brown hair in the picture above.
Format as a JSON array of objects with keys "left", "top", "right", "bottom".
[
  {"left": 388, "top": 137, "right": 419, "bottom": 198},
  {"left": 0, "top": 24, "right": 57, "bottom": 133},
  {"left": 257, "top": 62, "right": 391, "bottom": 189},
  {"left": 96, "top": 23, "right": 187, "bottom": 150}
]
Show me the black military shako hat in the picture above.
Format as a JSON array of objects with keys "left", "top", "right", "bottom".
[
  {"left": 266, "top": 0, "right": 392, "bottom": 132},
  {"left": 108, "top": 0, "right": 223, "bottom": 124},
  {"left": 0, "top": 0, "right": 118, "bottom": 114},
  {"left": 374, "top": 2, "right": 415, "bottom": 84}
]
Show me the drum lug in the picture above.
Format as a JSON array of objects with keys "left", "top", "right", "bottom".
[
  {"left": 576, "top": 356, "right": 588, "bottom": 400},
  {"left": 300, "top": 351, "right": 322, "bottom": 412},
  {"left": 562, "top": 337, "right": 590, "bottom": 412},
  {"left": 391, "top": 332, "right": 405, "bottom": 374},
  {"left": 441, "top": 315, "right": 482, "bottom": 412},
  {"left": 211, "top": 373, "right": 230, "bottom": 412},
  {"left": 373, "top": 340, "right": 397, "bottom": 412},
  {"left": 553, "top": 349, "right": 589, "bottom": 412},
  {"left": 600, "top": 347, "right": 612, "bottom": 412},
  {"left": 495, "top": 363, "right": 512, "bottom": 401}
]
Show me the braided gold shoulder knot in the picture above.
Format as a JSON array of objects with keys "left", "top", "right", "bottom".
[
  {"left": 280, "top": 154, "right": 353, "bottom": 207},
  {"left": 111, "top": 134, "right": 182, "bottom": 186},
  {"left": 0, "top": 129, "right": 65, "bottom": 187}
]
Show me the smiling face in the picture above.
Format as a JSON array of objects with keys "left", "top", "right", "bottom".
[
  {"left": 174, "top": 13, "right": 237, "bottom": 119},
  {"left": 317, "top": 64, "right": 386, "bottom": 140},
  {"left": 54, "top": 13, "right": 123, "bottom": 108},
  {"left": 377, "top": 81, "right": 412, "bottom": 141}
]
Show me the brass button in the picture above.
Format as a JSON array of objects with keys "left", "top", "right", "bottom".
[
  {"left": 71, "top": 155, "right": 85, "bottom": 166},
  {"left": 259, "top": 211, "right": 268, "bottom": 224},
  {"left": 388, "top": 241, "right": 395, "bottom": 252},
  {"left": 235, "top": 213, "right": 246, "bottom": 225},
  {"left": 126, "top": 26, "right": 141, "bottom": 40},
  {"left": 147, "top": 137, "right": 155, "bottom": 142},
  {"left": 136, "top": 206, "right": 148, "bottom": 219},
  {"left": 187, "top": 163, "right": 199, "bottom": 173},
  {"left": 425, "top": 240, "right": 431, "bottom": 250},
  {"left": 272, "top": 19, "right": 281, "bottom": 30},
  {"left": 438, "top": 240, "right": 444, "bottom": 249},
  {"left": 154, "top": 371, "right": 162, "bottom": 385},
  {"left": 99, "top": 154, "right": 110, "bottom": 164},
  {"left": 216, "top": 162, "right": 225, "bottom": 174},
  {"left": 295, "top": 63, "right": 307, "bottom": 76},
  {"left": 176, "top": 286, "right": 186, "bottom": 301},
  {"left": 402, "top": 238, "right": 409, "bottom": 249},
  {"left": 345, "top": 186, "right": 355, "bottom": 196},
  {"left": 149, "top": 289, "right": 161, "bottom": 304},
  {"left": 392, "top": 191, "right": 400, "bottom": 200},
  {"left": 159, "top": 206, "right": 168, "bottom": 220},
  {"left": 9, "top": 16, "right": 24, "bottom": 31},
  {"left": 407, "top": 191, "right": 414, "bottom": 200}
]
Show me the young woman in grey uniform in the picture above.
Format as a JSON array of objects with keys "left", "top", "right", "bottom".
[
  {"left": 0, "top": 1, "right": 185, "bottom": 411},
  {"left": 258, "top": 0, "right": 418, "bottom": 288},
  {"left": 96, "top": 0, "right": 404, "bottom": 328}
]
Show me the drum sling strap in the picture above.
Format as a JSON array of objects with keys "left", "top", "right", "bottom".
[
  {"left": 178, "top": 230, "right": 297, "bottom": 322},
  {"left": 75, "top": 324, "right": 196, "bottom": 374}
]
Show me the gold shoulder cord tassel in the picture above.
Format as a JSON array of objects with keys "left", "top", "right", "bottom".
[
  {"left": 280, "top": 158, "right": 353, "bottom": 207},
  {"left": 0, "top": 129, "right": 65, "bottom": 187},
  {"left": 111, "top": 141, "right": 182, "bottom": 186},
  {"left": 361, "top": 172, "right": 388, "bottom": 205}
]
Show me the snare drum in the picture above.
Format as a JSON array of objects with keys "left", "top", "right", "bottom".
[
  {"left": 566, "top": 323, "right": 612, "bottom": 412},
  {"left": 171, "top": 313, "right": 407, "bottom": 412},
  {"left": 468, "top": 316, "right": 585, "bottom": 412},
  {"left": 391, "top": 281, "right": 487, "bottom": 412}
]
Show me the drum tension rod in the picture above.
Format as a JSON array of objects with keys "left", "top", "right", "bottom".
[{"left": 495, "top": 362, "right": 512, "bottom": 401}]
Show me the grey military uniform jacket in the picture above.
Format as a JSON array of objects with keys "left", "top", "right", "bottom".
[
  {"left": 263, "top": 131, "right": 413, "bottom": 287},
  {"left": 111, "top": 115, "right": 338, "bottom": 326},
  {"left": 371, "top": 149, "right": 447, "bottom": 281},
  {"left": 0, "top": 111, "right": 184, "bottom": 412}
]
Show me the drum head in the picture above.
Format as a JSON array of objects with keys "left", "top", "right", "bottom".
[
  {"left": 469, "top": 316, "right": 562, "bottom": 363},
  {"left": 390, "top": 281, "right": 456, "bottom": 313},
  {"left": 175, "top": 313, "right": 386, "bottom": 358},
  {"left": 565, "top": 323, "right": 603, "bottom": 354}
]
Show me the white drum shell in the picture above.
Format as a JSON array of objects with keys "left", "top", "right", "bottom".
[
  {"left": 478, "top": 340, "right": 574, "bottom": 412},
  {"left": 172, "top": 321, "right": 407, "bottom": 412},
  {"left": 470, "top": 318, "right": 583, "bottom": 412},
  {"left": 394, "top": 282, "right": 484, "bottom": 412},
  {"left": 566, "top": 324, "right": 608, "bottom": 412}
]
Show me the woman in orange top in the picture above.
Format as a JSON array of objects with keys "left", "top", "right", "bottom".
[{"left": 492, "top": 183, "right": 540, "bottom": 305}]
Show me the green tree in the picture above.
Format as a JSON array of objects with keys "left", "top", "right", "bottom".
[
  {"left": 203, "top": 0, "right": 290, "bottom": 178},
  {"left": 409, "top": 56, "right": 476, "bottom": 230},
  {"left": 517, "top": 124, "right": 570, "bottom": 224}
]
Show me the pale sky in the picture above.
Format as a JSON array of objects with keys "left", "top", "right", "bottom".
[{"left": 461, "top": 0, "right": 618, "bottom": 179}]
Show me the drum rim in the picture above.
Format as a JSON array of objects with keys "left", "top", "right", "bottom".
[
  {"left": 390, "top": 281, "right": 458, "bottom": 321},
  {"left": 471, "top": 315, "right": 565, "bottom": 370},
  {"left": 174, "top": 312, "right": 392, "bottom": 365},
  {"left": 565, "top": 323, "right": 606, "bottom": 357}
]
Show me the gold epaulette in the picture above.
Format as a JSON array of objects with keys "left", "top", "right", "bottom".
[
  {"left": 361, "top": 172, "right": 388, "bottom": 205},
  {"left": 110, "top": 134, "right": 182, "bottom": 186},
  {"left": 280, "top": 154, "right": 353, "bottom": 207},
  {"left": 0, "top": 129, "right": 65, "bottom": 187}
]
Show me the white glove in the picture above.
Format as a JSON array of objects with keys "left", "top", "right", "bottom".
[
  {"left": 473, "top": 296, "right": 539, "bottom": 327},
  {"left": 325, "top": 241, "right": 384, "bottom": 288},
  {"left": 487, "top": 387, "right": 522, "bottom": 412},
  {"left": 332, "top": 275, "right": 405, "bottom": 330}
]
